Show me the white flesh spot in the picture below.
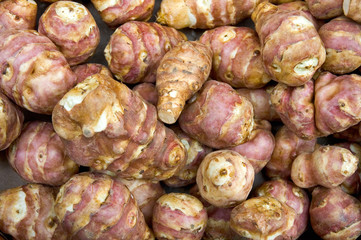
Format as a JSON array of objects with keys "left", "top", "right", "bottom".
[
  {"left": 55, "top": 2, "right": 88, "bottom": 23},
  {"left": 293, "top": 57, "right": 318, "bottom": 76},
  {"left": 343, "top": 0, "right": 350, "bottom": 15}
]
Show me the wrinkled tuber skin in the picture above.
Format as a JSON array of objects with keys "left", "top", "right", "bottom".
[
  {"left": 152, "top": 193, "right": 207, "bottom": 240},
  {"left": 38, "top": 1, "right": 100, "bottom": 66},
  {"left": 54, "top": 172, "right": 154, "bottom": 240},
  {"left": 197, "top": 150, "right": 255, "bottom": 208},
  {"left": 7, "top": 121, "right": 79, "bottom": 186},
  {"left": 0, "top": 30, "right": 77, "bottom": 114},
  {"left": 236, "top": 87, "right": 279, "bottom": 121},
  {"left": 228, "top": 120, "right": 275, "bottom": 174},
  {"left": 319, "top": 17, "right": 361, "bottom": 74},
  {"left": 265, "top": 125, "right": 317, "bottom": 179},
  {"left": 271, "top": 80, "right": 317, "bottom": 139},
  {"left": 156, "top": 41, "right": 212, "bottom": 124},
  {"left": 0, "top": 0, "right": 37, "bottom": 33},
  {"left": 0, "top": 184, "right": 59, "bottom": 240},
  {"left": 254, "top": 179, "right": 310, "bottom": 239},
  {"left": 200, "top": 26, "right": 271, "bottom": 89},
  {"left": 91, "top": 0, "right": 155, "bottom": 28},
  {"left": 291, "top": 146, "right": 359, "bottom": 188},
  {"left": 334, "top": 123, "right": 361, "bottom": 142},
  {"left": 105, "top": 21, "right": 186, "bottom": 84},
  {"left": 117, "top": 178, "right": 165, "bottom": 225},
  {"left": 157, "top": 0, "right": 259, "bottom": 29},
  {"left": 52, "top": 73, "right": 186, "bottom": 180},
  {"left": 315, "top": 72, "right": 361, "bottom": 136},
  {"left": 179, "top": 80, "right": 254, "bottom": 149},
  {"left": 310, "top": 187, "right": 361, "bottom": 240},
  {"left": 164, "top": 126, "right": 212, "bottom": 187},
  {"left": 343, "top": 0, "right": 361, "bottom": 24},
  {"left": 252, "top": 1, "right": 326, "bottom": 87},
  {"left": 306, "top": 0, "right": 343, "bottom": 19},
  {"left": 230, "top": 196, "right": 296, "bottom": 240},
  {"left": 133, "top": 83, "right": 158, "bottom": 106},
  {"left": 72, "top": 63, "right": 113, "bottom": 84},
  {"left": 0, "top": 92, "right": 23, "bottom": 151}
]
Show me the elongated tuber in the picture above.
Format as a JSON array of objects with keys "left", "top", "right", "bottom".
[
  {"left": 72, "top": 63, "right": 113, "bottom": 84},
  {"left": 133, "top": 83, "right": 158, "bottom": 106},
  {"left": 179, "top": 80, "right": 254, "bottom": 149},
  {"left": 52, "top": 73, "right": 186, "bottom": 180},
  {"left": 252, "top": 1, "right": 326, "bottom": 86},
  {"left": 343, "top": 0, "right": 361, "bottom": 24},
  {"left": 156, "top": 41, "right": 212, "bottom": 124},
  {"left": 306, "top": 0, "right": 343, "bottom": 19},
  {"left": 197, "top": 150, "right": 254, "bottom": 208},
  {"left": 199, "top": 26, "right": 271, "bottom": 88}
]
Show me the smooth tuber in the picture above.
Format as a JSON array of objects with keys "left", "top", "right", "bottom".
[{"left": 306, "top": 0, "right": 343, "bottom": 19}]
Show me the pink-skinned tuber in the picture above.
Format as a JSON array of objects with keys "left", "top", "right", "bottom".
[
  {"left": 133, "top": 83, "right": 158, "bottom": 106},
  {"left": 305, "top": 0, "right": 343, "bottom": 19},
  {"left": 72, "top": 63, "right": 113, "bottom": 84}
]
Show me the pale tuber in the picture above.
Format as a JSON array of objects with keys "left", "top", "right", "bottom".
[{"left": 343, "top": 0, "right": 361, "bottom": 24}]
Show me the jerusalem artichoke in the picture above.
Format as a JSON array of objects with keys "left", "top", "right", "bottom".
[
  {"left": 343, "top": 0, "right": 361, "bottom": 24},
  {"left": 133, "top": 83, "right": 158, "bottom": 106},
  {"left": 72, "top": 63, "right": 113, "bottom": 84},
  {"left": 306, "top": 0, "right": 343, "bottom": 19}
]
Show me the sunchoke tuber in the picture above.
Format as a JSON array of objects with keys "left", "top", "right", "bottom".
[
  {"left": 133, "top": 83, "right": 158, "bottom": 106},
  {"left": 306, "top": 0, "right": 343, "bottom": 19},
  {"left": 343, "top": 0, "right": 361, "bottom": 24},
  {"left": 71, "top": 63, "right": 113, "bottom": 84}
]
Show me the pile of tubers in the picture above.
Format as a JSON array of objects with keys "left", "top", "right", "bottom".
[{"left": 1, "top": 0, "right": 361, "bottom": 239}]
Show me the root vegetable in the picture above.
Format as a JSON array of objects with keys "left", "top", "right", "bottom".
[
  {"left": 54, "top": 172, "right": 154, "bottom": 239},
  {"left": 152, "top": 193, "right": 207, "bottom": 240},
  {"left": 179, "top": 80, "right": 254, "bottom": 149},
  {"left": 196, "top": 150, "right": 254, "bottom": 208},
  {"left": 72, "top": 63, "right": 112, "bottom": 84},
  {"left": 38, "top": 1, "right": 100, "bottom": 66},
  {"left": 228, "top": 120, "right": 275, "bottom": 174},
  {"left": 310, "top": 187, "right": 361, "bottom": 240},
  {"left": 133, "top": 83, "right": 158, "bottom": 106},
  {"left": 236, "top": 87, "right": 279, "bottom": 121},
  {"left": 230, "top": 196, "right": 296, "bottom": 240},
  {"left": 91, "top": 0, "right": 154, "bottom": 28},
  {"left": 7, "top": 121, "right": 79, "bottom": 186},
  {"left": 0, "top": 92, "right": 23, "bottom": 151},
  {"left": 156, "top": 41, "right": 212, "bottom": 124},
  {"left": 291, "top": 145, "right": 359, "bottom": 188},
  {"left": 252, "top": 1, "right": 326, "bottom": 86},
  {"left": 265, "top": 125, "right": 317, "bottom": 179},
  {"left": 52, "top": 73, "right": 186, "bottom": 180},
  {"left": 0, "top": 0, "right": 37, "bottom": 33},
  {"left": 270, "top": 0, "right": 298, "bottom": 3},
  {"left": 343, "top": 0, "right": 361, "bottom": 24},
  {"left": 0, "top": 184, "right": 59, "bottom": 240},
  {"left": 333, "top": 123, "right": 361, "bottom": 142},
  {"left": 306, "top": 0, "right": 343, "bottom": 19},
  {"left": 0, "top": 30, "right": 77, "bottom": 114},
  {"left": 157, "top": 0, "right": 259, "bottom": 29},
  {"left": 199, "top": 26, "right": 271, "bottom": 89},
  {"left": 254, "top": 179, "right": 310, "bottom": 239},
  {"left": 164, "top": 126, "right": 212, "bottom": 187},
  {"left": 318, "top": 17, "right": 361, "bottom": 74}
]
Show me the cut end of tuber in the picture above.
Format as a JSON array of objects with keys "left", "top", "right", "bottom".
[
  {"left": 158, "top": 108, "right": 178, "bottom": 124},
  {"left": 343, "top": 0, "right": 350, "bottom": 15}
]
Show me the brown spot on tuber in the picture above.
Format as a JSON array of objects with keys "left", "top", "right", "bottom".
[{"left": 220, "top": 169, "right": 228, "bottom": 176}]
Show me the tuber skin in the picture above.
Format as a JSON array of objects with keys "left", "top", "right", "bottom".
[
  {"left": 228, "top": 120, "right": 275, "bottom": 174},
  {"left": 265, "top": 125, "right": 316, "bottom": 179},
  {"left": 157, "top": 0, "right": 260, "bottom": 29},
  {"left": 196, "top": 150, "right": 255, "bottom": 208},
  {"left": 105, "top": 21, "right": 186, "bottom": 84},
  {"left": 152, "top": 193, "right": 207, "bottom": 240},
  {"left": 38, "top": 1, "right": 100, "bottom": 66},
  {"left": 252, "top": 1, "right": 326, "bottom": 87},
  {"left": 333, "top": 123, "right": 361, "bottom": 142},
  {"left": 164, "top": 126, "right": 212, "bottom": 188},
  {"left": 0, "top": 0, "right": 37, "bottom": 33},
  {"left": 269, "top": 0, "right": 298, "bottom": 3},
  {"left": 54, "top": 172, "right": 154, "bottom": 240},
  {"left": 310, "top": 187, "right": 361, "bottom": 240},
  {"left": 291, "top": 145, "right": 359, "bottom": 188},
  {"left": 133, "top": 83, "right": 158, "bottom": 106},
  {"left": 0, "top": 30, "right": 77, "bottom": 115},
  {"left": 179, "top": 80, "right": 254, "bottom": 149},
  {"left": 236, "top": 87, "right": 279, "bottom": 122},
  {"left": 7, "top": 121, "right": 79, "bottom": 186},
  {"left": 230, "top": 196, "right": 296, "bottom": 240},
  {"left": 116, "top": 178, "right": 165, "bottom": 225},
  {"left": 156, "top": 41, "right": 212, "bottom": 124},
  {"left": 254, "top": 179, "right": 310, "bottom": 239},
  {"left": 318, "top": 17, "right": 361, "bottom": 74},
  {"left": 91, "top": 0, "right": 155, "bottom": 28},
  {"left": 72, "top": 63, "right": 113, "bottom": 84},
  {"left": 52, "top": 73, "right": 186, "bottom": 180},
  {"left": 305, "top": 0, "right": 343, "bottom": 19},
  {"left": 199, "top": 26, "right": 271, "bottom": 89},
  {"left": 0, "top": 92, "right": 24, "bottom": 151},
  {"left": 271, "top": 80, "right": 317, "bottom": 139},
  {"left": 0, "top": 184, "right": 59, "bottom": 240},
  {"left": 315, "top": 72, "right": 361, "bottom": 136},
  {"left": 343, "top": 0, "right": 361, "bottom": 24}
]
